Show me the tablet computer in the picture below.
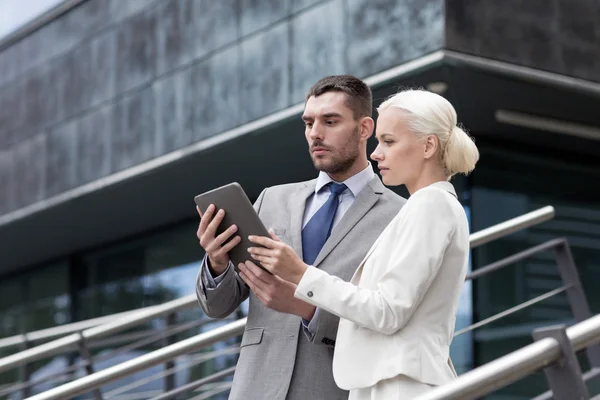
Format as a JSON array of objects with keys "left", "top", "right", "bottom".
[{"left": 194, "top": 182, "right": 271, "bottom": 272}]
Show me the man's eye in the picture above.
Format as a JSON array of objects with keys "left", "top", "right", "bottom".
[
  {"left": 305, "top": 122, "right": 313, "bottom": 128},
  {"left": 326, "top": 120, "right": 336, "bottom": 125}
]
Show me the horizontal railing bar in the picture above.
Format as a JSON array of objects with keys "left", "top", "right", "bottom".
[
  {"left": 466, "top": 238, "right": 566, "bottom": 280},
  {"left": 417, "top": 312, "right": 600, "bottom": 399},
  {"left": 189, "top": 382, "right": 233, "bottom": 400},
  {"left": 469, "top": 206, "right": 555, "bottom": 248},
  {"left": 0, "top": 307, "right": 158, "bottom": 351},
  {"left": 104, "top": 346, "right": 240, "bottom": 399},
  {"left": 454, "top": 285, "right": 571, "bottom": 337},
  {"left": 150, "top": 366, "right": 236, "bottom": 400},
  {"left": 532, "top": 364, "right": 600, "bottom": 400},
  {"left": 25, "top": 318, "right": 246, "bottom": 400},
  {"left": 0, "top": 294, "right": 198, "bottom": 374}
]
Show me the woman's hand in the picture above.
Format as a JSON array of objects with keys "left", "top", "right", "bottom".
[{"left": 248, "top": 231, "right": 308, "bottom": 284}]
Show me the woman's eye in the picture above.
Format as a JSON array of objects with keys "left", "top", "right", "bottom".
[{"left": 384, "top": 140, "right": 394, "bottom": 145}]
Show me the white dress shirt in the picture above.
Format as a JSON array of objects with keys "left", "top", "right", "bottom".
[{"left": 201, "top": 163, "right": 376, "bottom": 331}]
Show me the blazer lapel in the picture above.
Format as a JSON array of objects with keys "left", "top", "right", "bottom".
[
  {"left": 312, "top": 176, "right": 384, "bottom": 268},
  {"left": 290, "top": 180, "right": 316, "bottom": 257}
]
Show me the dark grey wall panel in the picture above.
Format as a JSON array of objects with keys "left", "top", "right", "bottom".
[
  {"left": 77, "top": 105, "right": 113, "bottom": 185},
  {"left": 446, "top": 0, "right": 600, "bottom": 82},
  {"left": 12, "top": 135, "right": 46, "bottom": 209},
  {"left": 241, "top": 0, "right": 289, "bottom": 36},
  {"left": 346, "top": 0, "right": 444, "bottom": 78},
  {"left": 115, "top": 8, "right": 157, "bottom": 94},
  {"left": 46, "top": 119, "right": 78, "bottom": 197},
  {"left": 192, "top": 46, "right": 241, "bottom": 140},
  {"left": 0, "top": 150, "right": 14, "bottom": 215},
  {"left": 111, "top": 86, "right": 156, "bottom": 172},
  {"left": 291, "top": 0, "right": 326, "bottom": 12},
  {"left": 291, "top": 0, "right": 345, "bottom": 103},
  {"left": 240, "top": 23, "right": 289, "bottom": 123},
  {"left": 154, "top": 68, "right": 194, "bottom": 153}
]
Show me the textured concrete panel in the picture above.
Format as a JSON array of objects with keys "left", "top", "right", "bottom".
[
  {"left": 478, "top": 14, "right": 560, "bottom": 72},
  {"left": 58, "top": 30, "right": 116, "bottom": 117},
  {"left": 112, "top": 87, "right": 156, "bottom": 172},
  {"left": 61, "top": 31, "right": 116, "bottom": 119},
  {"left": 78, "top": 105, "right": 113, "bottom": 185},
  {"left": 154, "top": 68, "right": 194, "bottom": 153},
  {"left": 0, "top": 150, "right": 14, "bottom": 215},
  {"left": 291, "top": 0, "right": 345, "bottom": 103},
  {"left": 196, "top": 0, "right": 239, "bottom": 58},
  {"left": 13, "top": 134, "right": 46, "bottom": 209},
  {"left": 291, "top": 0, "right": 326, "bottom": 13},
  {"left": 241, "top": 0, "right": 290, "bottom": 36},
  {"left": 406, "top": 0, "right": 444, "bottom": 59},
  {"left": 156, "top": 0, "right": 238, "bottom": 74},
  {"left": 77, "top": 106, "right": 112, "bottom": 185},
  {"left": 192, "top": 46, "right": 241, "bottom": 140},
  {"left": 21, "top": 61, "right": 64, "bottom": 137},
  {"left": 116, "top": 9, "right": 157, "bottom": 93},
  {"left": 0, "top": 81, "right": 21, "bottom": 148},
  {"left": 558, "top": 0, "right": 598, "bottom": 46},
  {"left": 46, "top": 119, "right": 78, "bottom": 197},
  {"left": 109, "top": 0, "right": 158, "bottom": 24},
  {"left": 446, "top": 0, "right": 600, "bottom": 82},
  {"left": 347, "top": 0, "right": 444, "bottom": 78},
  {"left": 240, "top": 24, "right": 289, "bottom": 123}
]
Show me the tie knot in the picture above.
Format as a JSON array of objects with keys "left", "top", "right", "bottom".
[{"left": 328, "top": 182, "right": 347, "bottom": 196}]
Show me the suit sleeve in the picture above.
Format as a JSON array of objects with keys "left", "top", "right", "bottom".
[
  {"left": 196, "top": 188, "right": 268, "bottom": 319},
  {"left": 294, "top": 190, "right": 457, "bottom": 335}
]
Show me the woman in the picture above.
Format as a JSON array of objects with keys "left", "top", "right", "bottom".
[{"left": 243, "top": 89, "right": 479, "bottom": 399}]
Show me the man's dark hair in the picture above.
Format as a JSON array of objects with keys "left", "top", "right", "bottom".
[{"left": 305, "top": 75, "right": 372, "bottom": 118}]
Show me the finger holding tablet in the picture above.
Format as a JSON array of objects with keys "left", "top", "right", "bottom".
[{"left": 196, "top": 203, "right": 241, "bottom": 275}]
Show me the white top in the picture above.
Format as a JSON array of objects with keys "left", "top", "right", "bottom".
[{"left": 294, "top": 181, "right": 469, "bottom": 389}]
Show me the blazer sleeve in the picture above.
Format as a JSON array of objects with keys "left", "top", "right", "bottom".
[
  {"left": 294, "top": 190, "right": 457, "bottom": 335},
  {"left": 196, "top": 188, "right": 268, "bottom": 318}
]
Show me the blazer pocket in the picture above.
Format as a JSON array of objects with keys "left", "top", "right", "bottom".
[
  {"left": 270, "top": 228, "right": 287, "bottom": 236},
  {"left": 240, "top": 328, "right": 264, "bottom": 347}
]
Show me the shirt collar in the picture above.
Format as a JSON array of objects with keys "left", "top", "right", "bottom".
[{"left": 314, "top": 163, "right": 375, "bottom": 197}]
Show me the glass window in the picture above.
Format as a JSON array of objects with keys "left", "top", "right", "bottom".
[{"left": 471, "top": 140, "right": 600, "bottom": 399}]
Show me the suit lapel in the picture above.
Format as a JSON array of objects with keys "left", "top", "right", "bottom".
[
  {"left": 290, "top": 181, "right": 316, "bottom": 258},
  {"left": 312, "top": 176, "right": 384, "bottom": 268}
]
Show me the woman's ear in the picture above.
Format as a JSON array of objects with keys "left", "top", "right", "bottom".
[{"left": 423, "top": 135, "right": 439, "bottom": 159}]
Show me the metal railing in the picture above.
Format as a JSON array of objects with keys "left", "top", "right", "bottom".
[
  {"left": 4, "top": 205, "right": 561, "bottom": 400},
  {"left": 416, "top": 313, "right": 600, "bottom": 400}
]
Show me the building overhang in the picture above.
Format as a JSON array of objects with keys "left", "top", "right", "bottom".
[{"left": 2, "top": 50, "right": 600, "bottom": 274}]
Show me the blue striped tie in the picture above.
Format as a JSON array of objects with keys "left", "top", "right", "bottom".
[{"left": 301, "top": 183, "right": 347, "bottom": 265}]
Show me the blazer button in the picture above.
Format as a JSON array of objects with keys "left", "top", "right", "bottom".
[{"left": 307, "top": 291, "right": 313, "bottom": 298}]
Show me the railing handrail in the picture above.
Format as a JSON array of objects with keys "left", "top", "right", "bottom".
[
  {"left": 25, "top": 318, "right": 247, "bottom": 400},
  {"left": 0, "top": 294, "right": 198, "bottom": 374},
  {"left": 415, "top": 313, "right": 600, "bottom": 399},
  {"left": 469, "top": 205, "right": 555, "bottom": 248},
  {"left": 0, "top": 206, "right": 555, "bottom": 378},
  {"left": 0, "top": 305, "right": 162, "bottom": 351}
]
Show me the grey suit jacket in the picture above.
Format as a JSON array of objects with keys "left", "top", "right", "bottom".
[{"left": 196, "top": 176, "right": 405, "bottom": 400}]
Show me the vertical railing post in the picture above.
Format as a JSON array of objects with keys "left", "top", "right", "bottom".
[
  {"left": 554, "top": 240, "right": 600, "bottom": 367},
  {"left": 19, "top": 334, "right": 33, "bottom": 399},
  {"left": 164, "top": 312, "right": 177, "bottom": 392},
  {"left": 78, "top": 332, "right": 103, "bottom": 400},
  {"left": 532, "top": 325, "right": 589, "bottom": 400}
]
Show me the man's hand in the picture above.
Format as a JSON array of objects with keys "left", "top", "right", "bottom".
[
  {"left": 196, "top": 205, "right": 241, "bottom": 275},
  {"left": 239, "top": 261, "right": 316, "bottom": 320}
]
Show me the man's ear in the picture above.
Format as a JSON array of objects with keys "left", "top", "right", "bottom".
[
  {"left": 360, "top": 117, "right": 375, "bottom": 140},
  {"left": 424, "top": 135, "right": 439, "bottom": 159}
]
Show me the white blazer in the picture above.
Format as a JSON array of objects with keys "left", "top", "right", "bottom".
[{"left": 294, "top": 181, "right": 469, "bottom": 390}]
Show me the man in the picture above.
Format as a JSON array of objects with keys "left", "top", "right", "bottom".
[{"left": 196, "top": 75, "right": 406, "bottom": 400}]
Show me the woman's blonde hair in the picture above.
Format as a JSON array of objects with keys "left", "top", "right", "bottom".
[{"left": 377, "top": 89, "right": 479, "bottom": 177}]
